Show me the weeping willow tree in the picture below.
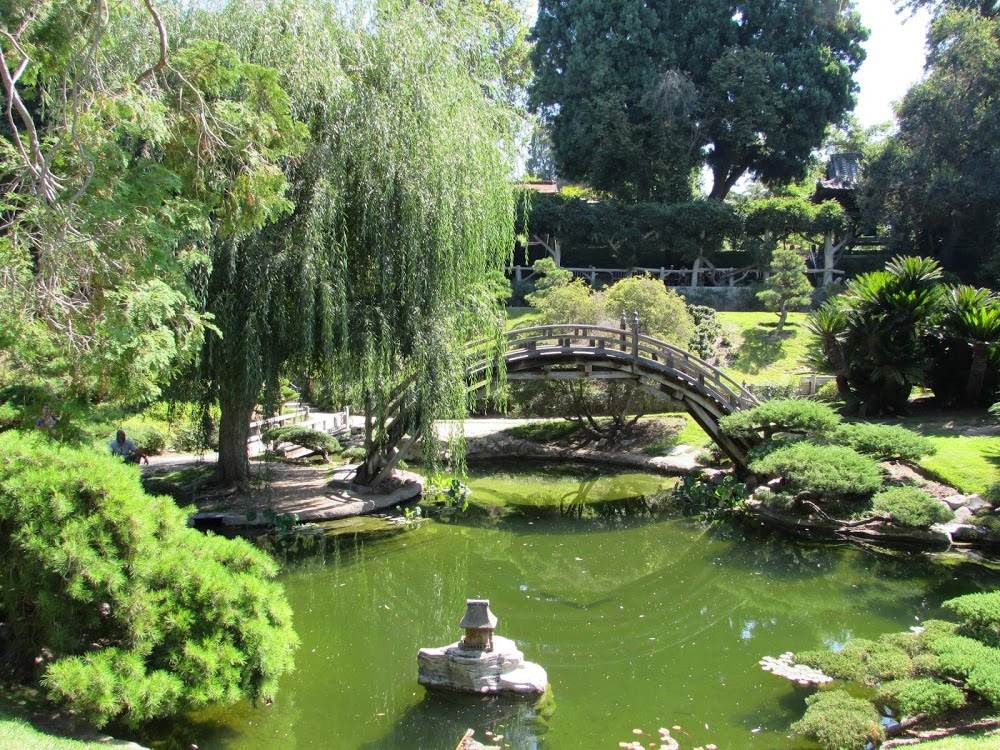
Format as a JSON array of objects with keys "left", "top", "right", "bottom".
[{"left": 193, "top": 0, "right": 523, "bottom": 483}]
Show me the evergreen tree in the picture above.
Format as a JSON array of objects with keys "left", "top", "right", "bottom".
[{"left": 756, "top": 245, "right": 813, "bottom": 334}]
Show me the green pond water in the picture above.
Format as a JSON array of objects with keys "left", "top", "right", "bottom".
[{"left": 143, "top": 463, "right": 1000, "bottom": 750}]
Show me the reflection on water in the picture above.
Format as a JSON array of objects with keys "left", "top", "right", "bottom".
[{"left": 135, "top": 465, "right": 1000, "bottom": 750}]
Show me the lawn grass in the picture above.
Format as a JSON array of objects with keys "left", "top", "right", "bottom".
[
  {"left": 902, "top": 731, "right": 1000, "bottom": 749},
  {"left": 0, "top": 691, "right": 114, "bottom": 750},
  {"left": 506, "top": 306, "right": 543, "bottom": 329},
  {"left": 888, "top": 413, "right": 1000, "bottom": 495},
  {"left": 715, "top": 311, "right": 813, "bottom": 385}
]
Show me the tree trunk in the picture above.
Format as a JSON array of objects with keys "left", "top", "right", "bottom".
[
  {"left": 217, "top": 383, "right": 255, "bottom": 485},
  {"left": 966, "top": 342, "right": 989, "bottom": 405},
  {"left": 775, "top": 305, "right": 788, "bottom": 334},
  {"left": 823, "top": 234, "right": 836, "bottom": 286}
]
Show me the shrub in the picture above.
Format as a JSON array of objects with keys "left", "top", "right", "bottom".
[
  {"left": 687, "top": 304, "right": 721, "bottom": 359},
  {"left": 872, "top": 487, "right": 953, "bottom": 528},
  {"left": 813, "top": 380, "right": 842, "bottom": 403},
  {"left": 599, "top": 275, "right": 695, "bottom": 347},
  {"left": 748, "top": 442, "right": 883, "bottom": 501},
  {"left": 834, "top": 422, "right": 935, "bottom": 461},
  {"left": 720, "top": 398, "right": 842, "bottom": 441},
  {"left": 262, "top": 425, "right": 341, "bottom": 461},
  {"left": 744, "top": 382, "right": 798, "bottom": 401},
  {"left": 796, "top": 649, "right": 868, "bottom": 683},
  {"left": 807, "top": 638, "right": 917, "bottom": 685},
  {"left": 791, "top": 690, "right": 884, "bottom": 750},
  {"left": 0, "top": 432, "right": 298, "bottom": 727},
  {"left": 944, "top": 591, "right": 1000, "bottom": 647},
  {"left": 340, "top": 445, "right": 367, "bottom": 461},
  {"left": 930, "top": 634, "right": 1000, "bottom": 705},
  {"left": 983, "top": 482, "right": 1000, "bottom": 508},
  {"left": 876, "top": 678, "right": 965, "bottom": 718}
]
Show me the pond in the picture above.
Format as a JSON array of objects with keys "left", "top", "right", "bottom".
[{"left": 141, "top": 463, "right": 1000, "bottom": 750}]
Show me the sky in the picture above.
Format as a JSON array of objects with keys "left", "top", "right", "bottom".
[{"left": 852, "top": 0, "right": 933, "bottom": 127}]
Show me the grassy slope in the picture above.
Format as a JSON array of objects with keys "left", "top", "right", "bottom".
[{"left": 715, "top": 311, "right": 813, "bottom": 385}]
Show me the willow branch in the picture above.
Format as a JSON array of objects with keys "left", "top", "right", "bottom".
[
  {"left": 0, "top": 33, "right": 62, "bottom": 202},
  {"left": 135, "top": 0, "right": 168, "bottom": 86}
]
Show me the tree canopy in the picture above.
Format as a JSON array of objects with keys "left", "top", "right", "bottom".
[
  {"left": 529, "top": 0, "right": 868, "bottom": 202},
  {"left": 2, "top": 0, "right": 526, "bottom": 483},
  {"left": 861, "top": 9, "right": 1000, "bottom": 284}
]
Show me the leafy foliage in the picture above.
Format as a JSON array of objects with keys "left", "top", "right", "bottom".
[
  {"left": 862, "top": 9, "right": 1000, "bottom": 283},
  {"left": 833, "top": 422, "right": 935, "bottom": 461},
  {"left": 598, "top": 275, "right": 695, "bottom": 345},
  {"left": 530, "top": 0, "right": 867, "bottom": 201},
  {"left": 0, "top": 432, "right": 297, "bottom": 727},
  {"left": 790, "top": 690, "right": 884, "bottom": 750},
  {"left": 872, "top": 487, "right": 953, "bottom": 528}
]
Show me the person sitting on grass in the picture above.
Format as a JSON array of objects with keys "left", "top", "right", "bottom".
[
  {"left": 35, "top": 403, "right": 57, "bottom": 430},
  {"left": 109, "top": 429, "right": 149, "bottom": 465}
]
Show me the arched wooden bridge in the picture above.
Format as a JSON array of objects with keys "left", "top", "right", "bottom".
[{"left": 358, "top": 322, "right": 759, "bottom": 485}]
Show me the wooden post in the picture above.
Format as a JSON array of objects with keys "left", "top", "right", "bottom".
[{"left": 631, "top": 311, "right": 640, "bottom": 364}]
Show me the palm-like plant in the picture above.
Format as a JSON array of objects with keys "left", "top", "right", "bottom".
[
  {"left": 928, "top": 286, "right": 1000, "bottom": 405},
  {"left": 807, "top": 257, "right": 945, "bottom": 414}
]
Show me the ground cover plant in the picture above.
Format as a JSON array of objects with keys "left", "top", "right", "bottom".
[
  {"left": 0, "top": 432, "right": 298, "bottom": 728},
  {"left": 786, "top": 591, "right": 1000, "bottom": 749}
]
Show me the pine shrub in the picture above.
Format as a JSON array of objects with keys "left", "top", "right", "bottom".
[
  {"left": 262, "top": 425, "right": 341, "bottom": 460},
  {"left": 791, "top": 690, "right": 884, "bottom": 750},
  {"left": 748, "top": 442, "right": 883, "bottom": 501},
  {"left": 944, "top": 591, "right": 1000, "bottom": 647},
  {"left": 834, "top": 422, "right": 935, "bottom": 461},
  {"left": 929, "top": 634, "right": 1000, "bottom": 705},
  {"left": 876, "top": 678, "right": 965, "bottom": 718},
  {"left": 872, "top": 487, "right": 953, "bottom": 528},
  {"left": 720, "top": 398, "right": 842, "bottom": 440},
  {"left": 0, "top": 432, "right": 298, "bottom": 727}
]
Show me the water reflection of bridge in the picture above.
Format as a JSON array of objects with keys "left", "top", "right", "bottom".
[{"left": 358, "top": 321, "right": 759, "bottom": 486}]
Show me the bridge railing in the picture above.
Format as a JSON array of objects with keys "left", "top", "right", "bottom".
[{"left": 466, "top": 324, "right": 757, "bottom": 411}]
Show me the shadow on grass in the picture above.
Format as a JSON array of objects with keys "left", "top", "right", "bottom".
[{"left": 727, "top": 323, "right": 796, "bottom": 375}]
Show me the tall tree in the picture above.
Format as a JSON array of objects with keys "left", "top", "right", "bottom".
[
  {"left": 530, "top": 0, "right": 867, "bottom": 203},
  {"left": 193, "top": 0, "right": 520, "bottom": 483},
  {"left": 861, "top": 9, "right": 1000, "bottom": 282}
]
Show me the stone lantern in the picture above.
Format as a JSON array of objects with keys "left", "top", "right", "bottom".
[{"left": 459, "top": 599, "right": 497, "bottom": 651}]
